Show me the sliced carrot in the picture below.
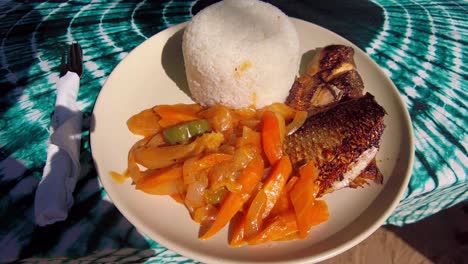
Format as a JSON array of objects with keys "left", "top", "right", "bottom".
[
  {"left": 269, "top": 176, "right": 299, "bottom": 217},
  {"left": 154, "top": 104, "right": 202, "bottom": 128},
  {"left": 200, "top": 156, "right": 264, "bottom": 240},
  {"left": 286, "top": 176, "right": 299, "bottom": 192},
  {"left": 260, "top": 155, "right": 292, "bottom": 219},
  {"left": 308, "top": 200, "right": 329, "bottom": 226},
  {"left": 127, "top": 109, "right": 161, "bottom": 137},
  {"left": 229, "top": 214, "right": 247, "bottom": 247},
  {"left": 244, "top": 190, "right": 268, "bottom": 239},
  {"left": 261, "top": 111, "right": 284, "bottom": 165},
  {"left": 275, "top": 231, "right": 300, "bottom": 241},
  {"left": 289, "top": 161, "right": 321, "bottom": 238},
  {"left": 170, "top": 193, "right": 184, "bottom": 204},
  {"left": 109, "top": 171, "right": 127, "bottom": 184},
  {"left": 183, "top": 153, "right": 233, "bottom": 184},
  {"left": 154, "top": 104, "right": 203, "bottom": 117},
  {"left": 248, "top": 211, "right": 298, "bottom": 245},
  {"left": 135, "top": 166, "right": 183, "bottom": 195},
  {"left": 244, "top": 155, "right": 292, "bottom": 239}
]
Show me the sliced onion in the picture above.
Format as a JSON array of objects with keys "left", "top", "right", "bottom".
[
  {"left": 274, "top": 112, "right": 286, "bottom": 145},
  {"left": 185, "top": 181, "right": 207, "bottom": 210},
  {"left": 193, "top": 204, "right": 218, "bottom": 224},
  {"left": 127, "top": 137, "right": 151, "bottom": 183},
  {"left": 286, "top": 111, "right": 308, "bottom": 136}
]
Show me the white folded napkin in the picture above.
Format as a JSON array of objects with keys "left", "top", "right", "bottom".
[{"left": 34, "top": 71, "right": 82, "bottom": 226}]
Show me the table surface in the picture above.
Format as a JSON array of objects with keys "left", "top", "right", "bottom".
[{"left": 0, "top": 0, "right": 466, "bottom": 262}]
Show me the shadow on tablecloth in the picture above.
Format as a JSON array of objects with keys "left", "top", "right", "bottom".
[
  {"left": 0, "top": 113, "right": 153, "bottom": 263},
  {"left": 193, "top": 0, "right": 383, "bottom": 49},
  {"left": 385, "top": 201, "right": 468, "bottom": 263}
]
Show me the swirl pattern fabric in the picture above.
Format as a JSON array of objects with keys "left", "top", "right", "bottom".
[{"left": 0, "top": 0, "right": 466, "bottom": 262}]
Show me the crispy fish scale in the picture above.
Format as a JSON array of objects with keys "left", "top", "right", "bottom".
[{"left": 284, "top": 93, "right": 386, "bottom": 196}]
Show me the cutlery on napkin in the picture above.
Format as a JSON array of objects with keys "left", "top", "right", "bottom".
[{"left": 34, "top": 43, "right": 83, "bottom": 226}]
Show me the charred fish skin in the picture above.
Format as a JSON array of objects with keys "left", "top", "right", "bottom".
[
  {"left": 328, "top": 69, "right": 364, "bottom": 100},
  {"left": 284, "top": 93, "right": 386, "bottom": 196},
  {"left": 312, "top": 45, "right": 356, "bottom": 82},
  {"left": 286, "top": 45, "right": 364, "bottom": 113}
]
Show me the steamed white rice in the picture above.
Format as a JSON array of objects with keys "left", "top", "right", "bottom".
[{"left": 182, "top": 0, "right": 300, "bottom": 109}]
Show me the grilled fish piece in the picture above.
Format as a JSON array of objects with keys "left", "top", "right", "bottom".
[
  {"left": 286, "top": 45, "right": 364, "bottom": 114},
  {"left": 284, "top": 93, "right": 386, "bottom": 197}
]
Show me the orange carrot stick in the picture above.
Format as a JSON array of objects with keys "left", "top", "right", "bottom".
[
  {"left": 200, "top": 157, "right": 264, "bottom": 240},
  {"left": 244, "top": 155, "right": 292, "bottom": 239},
  {"left": 261, "top": 111, "right": 283, "bottom": 165},
  {"left": 248, "top": 211, "right": 298, "bottom": 245},
  {"left": 154, "top": 104, "right": 203, "bottom": 128},
  {"left": 127, "top": 109, "right": 161, "bottom": 137},
  {"left": 308, "top": 200, "right": 329, "bottom": 226},
  {"left": 229, "top": 214, "right": 247, "bottom": 247},
  {"left": 135, "top": 166, "right": 183, "bottom": 195},
  {"left": 269, "top": 176, "right": 299, "bottom": 217},
  {"left": 289, "top": 161, "right": 321, "bottom": 238}
]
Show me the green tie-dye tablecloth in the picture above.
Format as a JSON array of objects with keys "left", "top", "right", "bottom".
[{"left": 0, "top": 0, "right": 466, "bottom": 262}]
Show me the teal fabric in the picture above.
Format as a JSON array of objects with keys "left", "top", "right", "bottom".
[{"left": 0, "top": 0, "right": 466, "bottom": 262}]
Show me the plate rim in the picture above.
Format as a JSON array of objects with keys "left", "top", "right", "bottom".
[{"left": 90, "top": 17, "right": 415, "bottom": 263}]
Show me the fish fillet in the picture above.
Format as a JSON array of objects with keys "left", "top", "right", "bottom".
[{"left": 284, "top": 93, "right": 386, "bottom": 196}]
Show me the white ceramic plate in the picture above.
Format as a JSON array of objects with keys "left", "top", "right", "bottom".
[{"left": 91, "top": 19, "right": 414, "bottom": 263}]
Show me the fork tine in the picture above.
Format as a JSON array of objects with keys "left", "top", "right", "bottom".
[{"left": 67, "top": 42, "right": 83, "bottom": 77}]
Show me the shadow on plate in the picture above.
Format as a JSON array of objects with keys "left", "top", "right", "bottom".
[
  {"left": 161, "top": 27, "right": 192, "bottom": 99},
  {"left": 299, "top": 48, "right": 320, "bottom": 75}
]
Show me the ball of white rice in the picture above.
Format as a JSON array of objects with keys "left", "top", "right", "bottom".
[{"left": 182, "top": 0, "right": 300, "bottom": 109}]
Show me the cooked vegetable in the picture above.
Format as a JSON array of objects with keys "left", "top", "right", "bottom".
[
  {"left": 134, "top": 132, "right": 224, "bottom": 169},
  {"left": 109, "top": 171, "right": 127, "bottom": 183},
  {"left": 258, "top": 103, "right": 296, "bottom": 121},
  {"left": 183, "top": 153, "right": 232, "bottom": 184},
  {"left": 200, "top": 156, "right": 264, "bottom": 240},
  {"left": 244, "top": 155, "right": 292, "bottom": 239},
  {"left": 115, "top": 101, "right": 329, "bottom": 247},
  {"left": 126, "top": 137, "right": 152, "bottom": 183},
  {"left": 127, "top": 109, "right": 161, "bottom": 137},
  {"left": 261, "top": 111, "right": 284, "bottom": 165},
  {"left": 229, "top": 214, "right": 247, "bottom": 247},
  {"left": 290, "top": 161, "right": 326, "bottom": 238},
  {"left": 269, "top": 176, "right": 298, "bottom": 217},
  {"left": 154, "top": 104, "right": 203, "bottom": 128},
  {"left": 163, "top": 119, "right": 212, "bottom": 145},
  {"left": 135, "top": 166, "right": 183, "bottom": 195},
  {"left": 193, "top": 204, "right": 218, "bottom": 223},
  {"left": 199, "top": 104, "right": 234, "bottom": 132},
  {"left": 286, "top": 110, "right": 307, "bottom": 136},
  {"left": 248, "top": 211, "right": 298, "bottom": 245}
]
